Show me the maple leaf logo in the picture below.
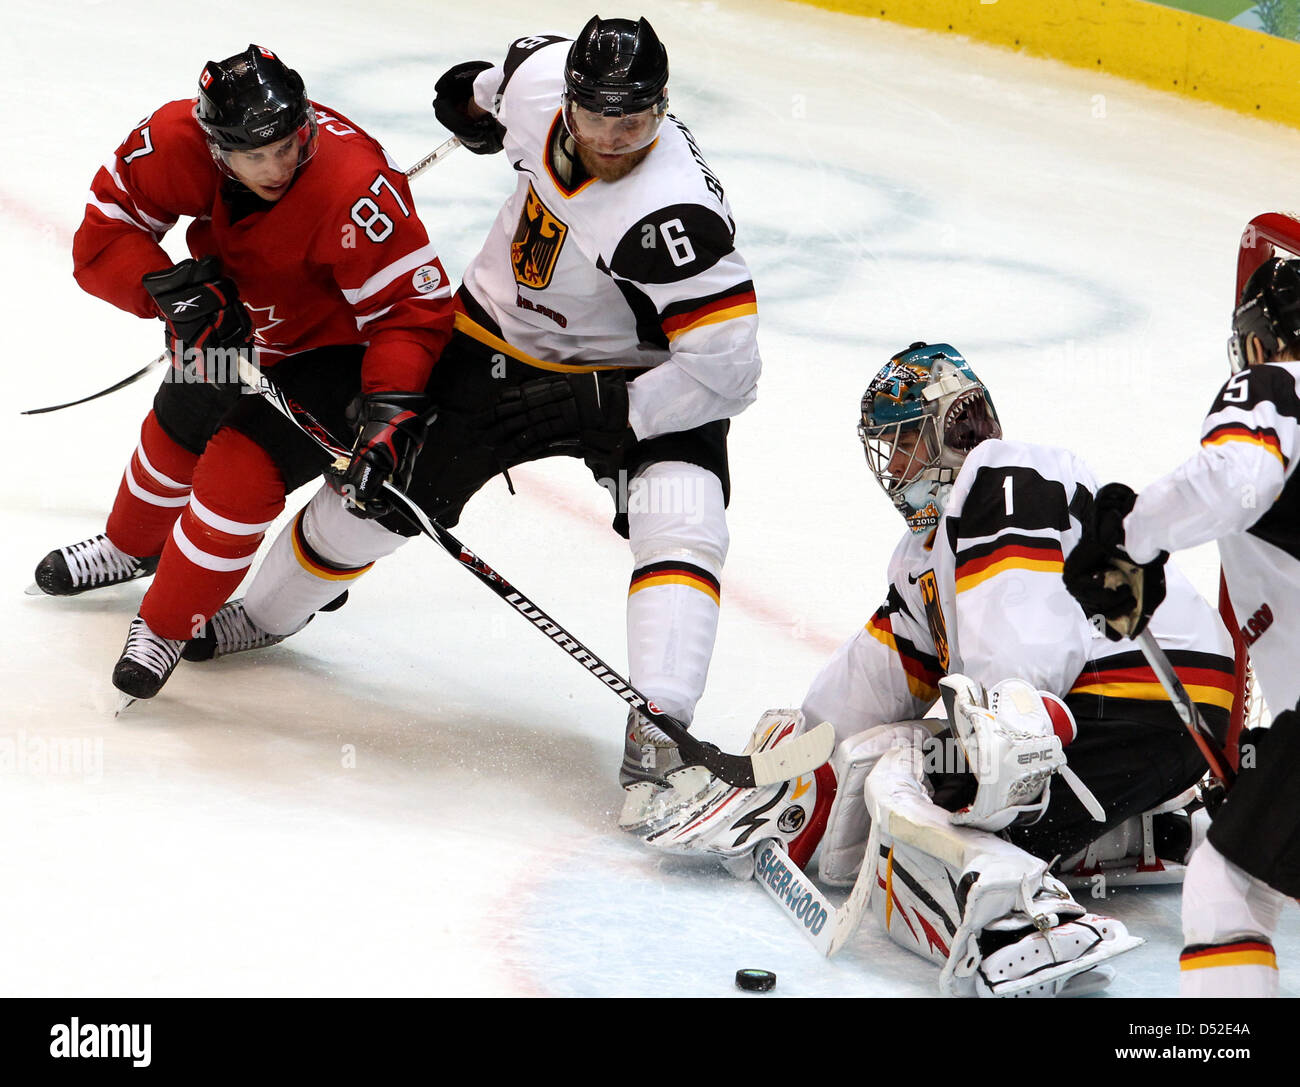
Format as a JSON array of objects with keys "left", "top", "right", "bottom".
[{"left": 244, "top": 302, "right": 286, "bottom": 346}]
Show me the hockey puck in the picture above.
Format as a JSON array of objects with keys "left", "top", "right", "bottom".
[{"left": 735, "top": 968, "right": 776, "bottom": 992}]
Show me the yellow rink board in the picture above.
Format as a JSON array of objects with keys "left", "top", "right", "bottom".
[{"left": 793, "top": 0, "right": 1300, "bottom": 129}]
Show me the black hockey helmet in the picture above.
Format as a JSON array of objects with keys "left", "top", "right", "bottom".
[
  {"left": 564, "top": 16, "right": 668, "bottom": 116},
  {"left": 195, "top": 45, "right": 316, "bottom": 156},
  {"left": 1230, "top": 257, "right": 1300, "bottom": 371}
]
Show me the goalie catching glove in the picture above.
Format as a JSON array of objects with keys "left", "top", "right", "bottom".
[
  {"left": 942, "top": 675, "right": 1104, "bottom": 831},
  {"left": 337, "top": 392, "right": 431, "bottom": 519},
  {"left": 142, "top": 255, "right": 253, "bottom": 377},
  {"left": 474, "top": 370, "right": 631, "bottom": 463},
  {"left": 1063, "top": 482, "right": 1168, "bottom": 640}
]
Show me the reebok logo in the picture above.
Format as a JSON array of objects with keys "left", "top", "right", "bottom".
[
  {"left": 50, "top": 1017, "right": 151, "bottom": 1068},
  {"left": 172, "top": 294, "right": 203, "bottom": 313}
]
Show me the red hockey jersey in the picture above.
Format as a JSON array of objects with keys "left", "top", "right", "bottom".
[{"left": 72, "top": 98, "right": 453, "bottom": 394}]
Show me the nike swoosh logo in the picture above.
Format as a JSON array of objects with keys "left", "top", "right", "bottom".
[{"left": 512, "top": 158, "right": 534, "bottom": 176}]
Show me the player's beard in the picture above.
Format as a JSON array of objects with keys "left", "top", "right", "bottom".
[{"left": 576, "top": 142, "right": 653, "bottom": 182}]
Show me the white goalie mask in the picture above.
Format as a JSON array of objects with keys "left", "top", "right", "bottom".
[{"left": 858, "top": 343, "right": 1002, "bottom": 536}]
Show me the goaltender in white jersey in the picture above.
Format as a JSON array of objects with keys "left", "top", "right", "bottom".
[
  {"left": 1065, "top": 256, "right": 1300, "bottom": 999},
  {"left": 184, "top": 17, "right": 762, "bottom": 826},
  {"left": 640, "top": 342, "right": 1235, "bottom": 997}
]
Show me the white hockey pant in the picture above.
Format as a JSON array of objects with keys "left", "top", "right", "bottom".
[
  {"left": 625, "top": 462, "right": 727, "bottom": 726},
  {"left": 244, "top": 485, "right": 408, "bottom": 635},
  {"left": 1179, "top": 839, "right": 1285, "bottom": 997}
]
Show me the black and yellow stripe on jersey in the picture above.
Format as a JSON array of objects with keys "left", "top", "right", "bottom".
[
  {"left": 953, "top": 533, "right": 1065, "bottom": 593},
  {"left": 1202, "top": 422, "right": 1287, "bottom": 466},
  {"left": 659, "top": 281, "right": 758, "bottom": 343},
  {"left": 864, "top": 589, "right": 943, "bottom": 702},
  {"left": 1068, "top": 648, "right": 1236, "bottom": 723}
]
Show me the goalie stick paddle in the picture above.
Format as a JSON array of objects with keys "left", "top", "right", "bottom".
[
  {"left": 19, "top": 138, "right": 462, "bottom": 417},
  {"left": 751, "top": 839, "right": 842, "bottom": 956},
  {"left": 236, "top": 358, "right": 834, "bottom": 789},
  {"left": 1134, "top": 629, "right": 1236, "bottom": 789}
]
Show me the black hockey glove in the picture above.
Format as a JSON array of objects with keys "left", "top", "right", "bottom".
[
  {"left": 339, "top": 392, "right": 431, "bottom": 520},
  {"left": 433, "top": 61, "right": 506, "bottom": 154},
  {"left": 142, "top": 256, "right": 253, "bottom": 380},
  {"left": 1063, "top": 482, "right": 1168, "bottom": 641},
  {"left": 475, "top": 371, "right": 632, "bottom": 463}
]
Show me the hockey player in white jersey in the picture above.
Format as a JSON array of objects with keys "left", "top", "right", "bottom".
[
  {"left": 637, "top": 342, "right": 1236, "bottom": 996},
  {"left": 1065, "top": 257, "right": 1300, "bottom": 998},
  {"left": 186, "top": 17, "right": 761, "bottom": 825}
]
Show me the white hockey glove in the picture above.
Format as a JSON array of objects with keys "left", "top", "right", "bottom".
[
  {"left": 641, "top": 710, "right": 837, "bottom": 878},
  {"left": 943, "top": 675, "right": 1103, "bottom": 832}
]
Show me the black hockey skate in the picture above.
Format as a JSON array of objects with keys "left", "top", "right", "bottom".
[
  {"left": 182, "top": 592, "right": 349, "bottom": 662},
  {"left": 112, "top": 616, "right": 186, "bottom": 701},
  {"left": 34, "top": 535, "right": 159, "bottom": 596}
]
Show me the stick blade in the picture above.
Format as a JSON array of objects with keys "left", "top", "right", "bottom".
[{"left": 749, "top": 720, "right": 835, "bottom": 786}]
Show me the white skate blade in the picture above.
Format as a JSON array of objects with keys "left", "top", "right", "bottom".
[
  {"left": 749, "top": 720, "right": 835, "bottom": 786},
  {"left": 23, "top": 582, "right": 43, "bottom": 596},
  {"left": 114, "top": 692, "right": 137, "bottom": 717}
]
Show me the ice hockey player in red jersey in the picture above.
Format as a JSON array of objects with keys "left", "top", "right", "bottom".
[
  {"left": 33, "top": 45, "right": 454, "bottom": 701},
  {"left": 635, "top": 342, "right": 1236, "bottom": 997},
  {"left": 1065, "top": 258, "right": 1300, "bottom": 998},
  {"left": 188, "top": 17, "right": 761, "bottom": 825}
]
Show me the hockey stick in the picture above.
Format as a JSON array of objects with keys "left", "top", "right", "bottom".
[
  {"left": 20, "top": 353, "right": 168, "bottom": 416},
  {"left": 19, "top": 138, "right": 462, "bottom": 417},
  {"left": 236, "top": 358, "right": 834, "bottom": 789},
  {"left": 1134, "top": 629, "right": 1236, "bottom": 789}
]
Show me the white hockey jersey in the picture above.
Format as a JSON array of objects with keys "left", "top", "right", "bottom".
[
  {"left": 462, "top": 34, "right": 761, "bottom": 440},
  {"left": 803, "top": 439, "right": 1236, "bottom": 740},
  {"left": 1124, "top": 361, "right": 1300, "bottom": 717}
]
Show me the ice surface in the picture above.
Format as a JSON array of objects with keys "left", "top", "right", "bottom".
[{"left": 4, "top": 0, "right": 1298, "bottom": 997}]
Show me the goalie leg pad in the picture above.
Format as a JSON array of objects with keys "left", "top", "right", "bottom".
[
  {"left": 816, "top": 722, "right": 939, "bottom": 887},
  {"left": 864, "top": 743, "right": 1141, "bottom": 997},
  {"left": 245, "top": 485, "right": 407, "bottom": 636}
]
